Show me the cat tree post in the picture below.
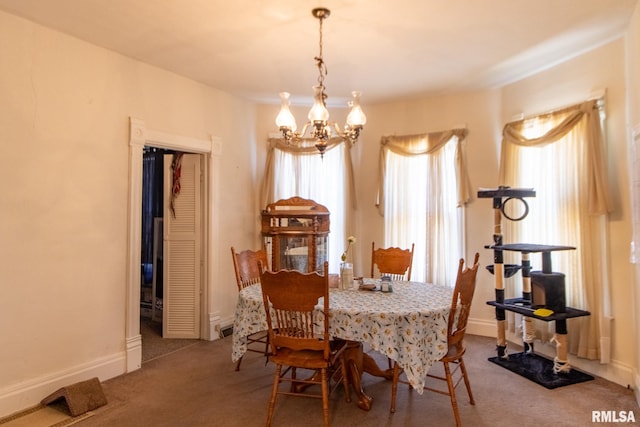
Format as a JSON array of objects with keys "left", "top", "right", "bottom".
[{"left": 478, "top": 186, "right": 535, "bottom": 359}]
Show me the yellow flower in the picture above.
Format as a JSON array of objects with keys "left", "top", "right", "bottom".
[{"left": 341, "top": 236, "right": 356, "bottom": 262}]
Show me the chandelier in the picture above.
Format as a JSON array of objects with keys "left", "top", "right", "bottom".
[{"left": 275, "top": 7, "right": 367, "bottom": 156}]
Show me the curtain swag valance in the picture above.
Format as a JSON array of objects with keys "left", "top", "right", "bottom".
[
  {"left": 266, "top": 137, "right": 346, "bottom": 154},
  {"left": 499, "top": 100, "right": 611, "bottom": 215},
  {"left": 377, "top": 128, "right": 471, "bottom": 215}
]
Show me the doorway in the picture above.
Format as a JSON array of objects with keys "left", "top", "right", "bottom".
[
  {"left": 126, "top": 117, "right": 221, "bottom": 372},
  {"left": 140, "top": 150, "right": 203, "bottom": 339}
]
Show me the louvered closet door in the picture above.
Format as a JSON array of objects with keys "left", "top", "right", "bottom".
[{"left": 162, "top": 153, "right": 201, "bottom": 339}]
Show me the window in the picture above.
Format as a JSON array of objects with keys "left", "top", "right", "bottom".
[
  {"left": 378, "top": 129, "right": 471, "bottom": 285},
  {"left": 262, "top": 138, "right": 353, "bottom": 273},
  {"left": 499, "top": 99, "right": 612, "bottom": 362}
]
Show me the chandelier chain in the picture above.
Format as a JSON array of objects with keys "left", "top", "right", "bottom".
[{"left": 314, "top": 13, "right": 328, "bottom": 105}]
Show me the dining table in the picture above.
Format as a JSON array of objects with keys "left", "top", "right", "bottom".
[{"left": 231, "top": 279, "right": 453, "bottom": 410}]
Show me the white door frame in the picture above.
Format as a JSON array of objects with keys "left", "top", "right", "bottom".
[{"left": 126, "top": 117, "right": 222, "bottom": 372}]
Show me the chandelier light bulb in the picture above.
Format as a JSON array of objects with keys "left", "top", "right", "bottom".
[
  {"left": 346, "top": 91, "right": 367, "bottom": 127},
  {"left": 276, "top": 92, "right": 297, "bottom": 132},
  {"left": 308, "top": 86, "right": 330, "bottom": 122}
]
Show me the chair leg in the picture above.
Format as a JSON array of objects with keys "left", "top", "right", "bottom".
[
  {"left": 459, "top": 357, "right": 475, "bottom": 405},
  {"left": 443, "top": 361, "right": 462, "bottom": 427},
  {"left": 235, "top": 356, "right": 243, "bottom": 371},
  {"left": 264, "top": 335, "right": 270, "bottom": 366},
  {"left": 321, "top": 368, "right": 329, "bottom": 427},
  {"left": 390, "top": 362, "right": 401, "bottom": 413},
  {"left": 266, "top": 364, "right": 282, "bottom": 427}
]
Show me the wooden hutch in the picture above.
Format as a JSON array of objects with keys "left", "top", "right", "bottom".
[{"left": 261, "top": 197, "right": 330, "bottom": 273}]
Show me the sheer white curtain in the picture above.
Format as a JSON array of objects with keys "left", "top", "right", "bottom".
[
  {"left": 261, "top": 138, "right": 354, "bottom": 274},
  {"left": 377, "top": 129, "right": 471, "bottom": 286},
  {"left": 499, "top": 99, "right": 612, "bottom": 362}
]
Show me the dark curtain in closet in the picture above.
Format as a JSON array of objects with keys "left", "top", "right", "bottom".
[{"left": 141, "top": 149, "right": 165, "bottom": 285}]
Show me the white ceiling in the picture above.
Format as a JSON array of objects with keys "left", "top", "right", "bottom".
[{"left": 0, "top": 0, "right": 637, "bottom": 106}]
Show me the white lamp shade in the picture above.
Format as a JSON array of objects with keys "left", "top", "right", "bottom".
[
  {"left": 346, "top": 91, "right": 366, "bottom": 127},
  {"left": 308, "top": 86, "right": 330, "bottom": 122},
  {"left": 276, "top": 92, "right": 297, "bottom": 132}
]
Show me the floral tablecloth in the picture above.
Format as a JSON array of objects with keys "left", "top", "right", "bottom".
[{"left": 231, "top": 281, "right": 453, "bottom": 393}]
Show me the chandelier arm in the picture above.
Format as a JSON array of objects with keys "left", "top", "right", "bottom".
[
  {"left": 331, "top": 122, "right": 344, "bottom": 137},
  {"left": 333, "top": 122, "right": 362, "bottom": 145},
  {"left": 297, "top": 122, "right": 312, "bottom": 139}
]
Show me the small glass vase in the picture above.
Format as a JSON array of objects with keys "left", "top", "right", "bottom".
[{"left": 340, "top": 262, "right": 353, "bottom": 290}]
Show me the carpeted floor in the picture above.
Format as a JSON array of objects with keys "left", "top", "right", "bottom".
[
  {"left": 140, "top": 317, "right": 199, "bottom": 363},
  {"left": 73, "top": 334, "right": 639, "bottom": 427},
  {"left": 0, "top": 401, "right": 94, "bottom": 427}
]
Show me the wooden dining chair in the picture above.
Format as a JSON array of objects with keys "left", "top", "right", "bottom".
[
  {"left": 390, "top": 252, "right": 480, "bottom": 427},
  {"left": 260, "top": 262, "right": 351, "bottom": 427},
  {"left": 230, "top": 246, "right": 270, "bottom": 371},
  {"left": 371, "top": 241, "right": 416, "bottom": 368},
  {"left": 370, "top": 242, "right": 415, "bottom": 280}
]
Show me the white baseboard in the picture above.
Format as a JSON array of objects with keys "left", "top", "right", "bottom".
[
  {"left": 467, "top": 318, "right": 496, "bottom": 337},
  {"left": 126, "top": 333, "right": 142, "bottom": 372},
  {"left": 0, "top": 352, "right": 126, "bottom": 419},
  {"left": 207, "top": 312, "right": 222, "bottom": 341}
]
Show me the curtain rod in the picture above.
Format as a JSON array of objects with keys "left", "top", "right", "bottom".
[
  {"left": 510, "top": 89, "right": 606, "bottom": 123},
  {"left": 382, "top": 124, "right": 468, "bottom": 139}
]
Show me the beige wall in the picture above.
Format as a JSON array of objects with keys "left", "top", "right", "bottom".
[{"left": 0, "top": 10, "right": 258, "bottom": 416}]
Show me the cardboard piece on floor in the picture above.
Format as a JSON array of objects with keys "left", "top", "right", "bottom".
[{"left": 40, "top": 377, "right": 107, "bottom": 416}]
